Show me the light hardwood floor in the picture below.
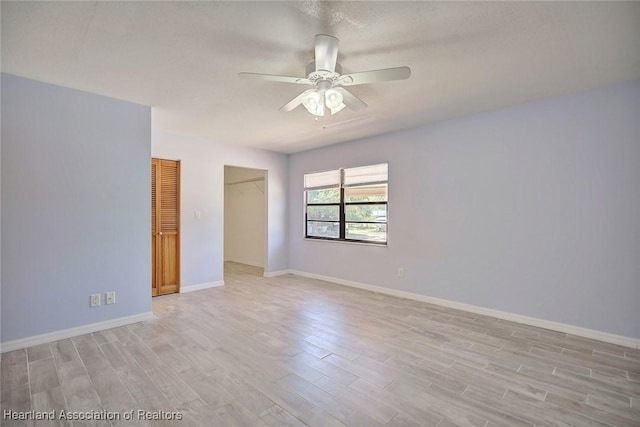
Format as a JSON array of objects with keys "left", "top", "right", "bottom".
[{"left": 2, "top": 262, "right": 639, "bottom": 426}]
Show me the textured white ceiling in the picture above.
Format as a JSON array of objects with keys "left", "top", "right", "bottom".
[{"left": 2, "top": 1, "right": 639, "bottom": 153}]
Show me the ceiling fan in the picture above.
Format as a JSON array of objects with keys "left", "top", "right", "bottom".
[{"left": 239, "top": 34, "right": 411, "bottom": 117}]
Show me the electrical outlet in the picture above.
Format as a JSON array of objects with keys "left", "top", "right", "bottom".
[
  {"left": 398, "top": 267, "right": 405, "bottom": 278},
  {"left": 90, "top": 294, "right": 100, "bottom": 307},
  {"left": 106, "top": 292, "right": 116, "bottom": 305}
]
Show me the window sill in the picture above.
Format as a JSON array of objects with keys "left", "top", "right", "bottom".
[{"left": 303, "top": 237, "right": 388, "bottom": 247}]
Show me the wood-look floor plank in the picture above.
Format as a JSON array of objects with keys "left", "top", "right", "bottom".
[
  {"left": 324, "top": 353, "right": 393, "bottom": 388},
  {"left": 206, "top": 347, "right": 256, "bottom": 377},
  {"left": 425, "top": 383, "right": 533, "bottom": 427},
  {"left": 99, "top": 340, "right": 138, "bottom": 371},
  {"left": 208, "top": 370, "right": 274, "bottom": 416},
  {"left": 177, "top": 367, "right": 235, "bottom": 409},
  {"left": 56, "top": 359, "right": 87, "bottom": 385},
  {"left": 384, "top": 353, "right": 469, "bottom": 394},
  {"left": 545, "top": 391, "right": 639, "bottom": 427},
  {"left": 290, "top": 352, "right": 359, "bottom": 386},
  {"left": 90, "top": 371, "right": 136, "bottom": 413},
  {"left": 175, "top": 398, "right": 226, "bottom": 427},
  {"left": 313, "top": 375, "right": 398, "bottom": 423},
  {"left": 28, "top": 357, "right": 60, "bottom": 394},
  {"left": 449, "top": 361, "right": 545, "bottom": 401},
  {"left": 304, "top": 335, "right": 361, "bottom": 361},
  {"left": 31, "top": 386, "right": 71, "bottom": 427},
  {"left": 121, "top": 341, "right": 164, "bottom": 370},
  {"left": 178, "top": 346, "right": 225, "bottom": 376},
  {"left": 51, "top": 339, "right": 80, "bottom": 365},
  {"left": 554, "top": 365, "right": 640, "bottom": 400},
  {"left": 485, "top": 363, "right": 588, "bottom": 402},
  {"left": 116, "top": 364, "right": 175, "bottom": 413},
  {"left": 386, "top": 412, "right": 422, "bottom": 427},
  {"left": 298, "top": 406, "right": 348, "bottom": 427},
  {"left": 1, "top": 357, "right": 29, "bottom": 392},
  {"left": 510, "top": 389, "right": 610, "bottom": 426},
  {"left": 243, "top": 372, "right": 314, "bottom": 419},
  {"left": 91, "top": 328, "right": 119, "bottom": 345},
  {"left": 2, "top": 261, "right": 639, "bottom": 427},
  {"left": 388, "top": 378, "right": 489, "bottom": 427},
  {"left": 349, "top": 378, "right": 443, "bottom": 426},
  {"left": 277, "top": 373, "right": 355, "bottom": 422},
  {"left": 145, "top": 366, "right": 200, "bottom": 407},
  {"left": 587, "top": 393, "right": 639, "bottom": 423},
  {"left": 73, "top": 336, "right": 113, "bottom": 378},
  {"left": 0, "top": 383, "right": 31, "bottom": 413},
  {"left": 144, "top": 339, "right": 194, "bottom": 373},
  {"left": 27, "top": 343, "right": 53, "bottom": 362},
  {"left": 260, "top": 404, "right": 306, "bottom": 427},
  {"left": 2, "top": 349, "right": 27, "bottom": 365},
  {"left": 214, "top": 400, "right": 268, "bottom": 427},
  {"left": 60, "top": 374, "right": 101, "bottom": 412},
  {"left": 109, "top": 325, "right": 146, "bottom": 347},
  {"left": 344, "top": 410, "right": 385, "bottom": 427}
]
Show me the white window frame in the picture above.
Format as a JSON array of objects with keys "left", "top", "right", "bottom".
[{"left": 304, "top": 163, "right": 388, "bottom": 245}]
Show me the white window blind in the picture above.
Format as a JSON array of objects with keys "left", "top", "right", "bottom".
[
  {"left": 304, "top": 169, "right": 341, "bottom": 190},
  {"left": 344, "top": 163, "right": 388, "bottom": 187}
]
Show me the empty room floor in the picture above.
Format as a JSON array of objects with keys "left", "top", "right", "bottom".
[{"left": 2, "top": 261, "right": 639, "bottom": 426}]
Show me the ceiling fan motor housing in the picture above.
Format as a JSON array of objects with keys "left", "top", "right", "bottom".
[{"left": 306, "top": 61, "right": 342, "bottom": 85}]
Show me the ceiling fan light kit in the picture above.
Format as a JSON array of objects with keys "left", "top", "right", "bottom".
[
  {"left": 302, "top": 81, "right": 346, "bottom": 116},
  {"left": 239, "top": 34, "right": 411, "bottom": 118}
]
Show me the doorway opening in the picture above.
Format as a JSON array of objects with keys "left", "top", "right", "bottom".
[{"left": 224, "top": 166, "right": 267, "bottom": 276}]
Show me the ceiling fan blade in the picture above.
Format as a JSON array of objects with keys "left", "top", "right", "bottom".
[
  {"left": 279, "top": 89, "right": 315, "bottom": 112},
  {"left": 334, "top": 87, "right": 367, "bottom": 111},
  {"left": 238, "top": 72, "right": 311, "bottom": 85},
  {"left": 338, "top": 66, "right": 411, "bottom": 86},
  {"left": 315, "top": 34, "right": 339, "bottom": 73}
]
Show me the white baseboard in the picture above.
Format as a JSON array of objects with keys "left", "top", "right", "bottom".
[
  {"left": 281, "top": 269, "right": 639, "bottom": 350},
  {"left": 0, "top": 312, "right": 155, "bottom": 353},
  {"left": 180, "top": 280, "right": 225, "bottom": 293},
  {"left": 224, "top": 257, "right": 264, "bottom": 268}
]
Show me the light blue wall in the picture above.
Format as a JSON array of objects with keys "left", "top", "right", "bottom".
[
  {"left": 1, "top": 74, "right": 152, "bottom": 343},
  {"left": 289, "top": 80, "right": 640, "bottom": 339}
]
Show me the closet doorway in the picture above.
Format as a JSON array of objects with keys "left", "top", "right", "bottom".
[{"left": 224, "top": 166, "right": 266, "bottom": 270}]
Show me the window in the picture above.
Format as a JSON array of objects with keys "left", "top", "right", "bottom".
[{"left": 305, "top": 163, "right": 388, "bottom": 244}]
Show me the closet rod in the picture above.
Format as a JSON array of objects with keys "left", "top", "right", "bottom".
[{"left": 225, "top": 177, "right": 264, "bottom": 185}]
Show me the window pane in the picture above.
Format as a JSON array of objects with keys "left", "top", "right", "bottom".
[
  {"left": 307, "top": 221, "right": 340, "bottom": 238},
  {"left": 307, "top": 188, "right": 340, "bottom": 204},
  {"left": 307, "top": 205, "right": 339, "bottom": 221},
  {"left": 346, "top": 223, "right": 387, "bottom": 242},
  {"left": 345, "top": 184, "right": 387, "bottom": 202},
  {"left": 344, "top": 163, "right": 387, "bottom": 186},
  {"left": 345, "top": 204, "right": 387, "bottom": 222}
]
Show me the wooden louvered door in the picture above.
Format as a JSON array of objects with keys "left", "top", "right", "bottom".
[{"left": 151, "top": 158, "right": 180, "bottom": 296}]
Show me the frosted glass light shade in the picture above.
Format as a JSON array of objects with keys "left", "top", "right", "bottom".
[
  {"left": 302, "top": 91, "right": 324, "bottom": 116},
  {"left": 324, "top": 89, "right": 343, "bottom": 109},
  {"left": 330, "top": 103, "right": 346, "bottom": 115}
]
